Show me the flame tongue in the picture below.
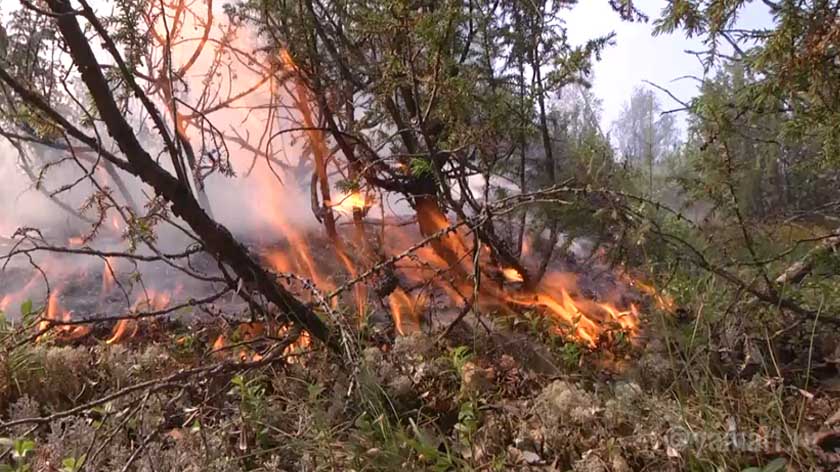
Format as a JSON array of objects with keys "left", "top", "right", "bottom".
[
  {"left": 331, "top": 192, "right": 368, "bottom": 215},
  {"left": 502, "top": 267, "right": 524, "bottom": 283},
  {"left": 37, "top": 288, "right": 91, "bottom": 342},
  {"left": 106, "top": 291, "right": 173, "bottom": 344},
  {"left": 388, "top": 287, "right": 422, "bottom": 335}
]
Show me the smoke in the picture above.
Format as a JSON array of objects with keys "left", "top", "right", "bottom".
[
  {"left": 0, "top": 0, "right": 334, "bottom": 318},
  {"left": 0, "top": 141, "right": 90, "bottom": 238}
]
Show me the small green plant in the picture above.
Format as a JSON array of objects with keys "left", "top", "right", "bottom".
[
  {"left": 19, "top": 300, "right": 33, "bottom": 320},
  {"left": 742, "top": 457, "right": 786, "bottom": 472},
  {"left": 447, "top": 346, "right": 473, "bottom": 376},
  {"left": 60, "top": 454, "right": 86, "bottom": 472},
  {"left": 0, "top": 437, "right": 35, "bottom": 472},
  {"left": 406, "top": 418, "right": 457, "bottom": 471},
  {"left": 559, "top": 341, "right": 582, "bottom": 369},
  {"left": 230, "top": 374, "right": 268, "bottom": 446},
  {"left": 454, "top": 399, "right": 479, "bottom": 452},
  {"left": 171, "top": 332, "right": 198, "bottom": 357},
  {"left": 409, "top": 158, "right": 433, "bottom": 178},
  {"left": 231, "top": 374, "right": 266, "bottom": 418}
]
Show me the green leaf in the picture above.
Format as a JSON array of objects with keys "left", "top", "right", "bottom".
[
  {"left": 409, "top": 158, "right": 433, "bottom": 178},
  {"left": 12, "top": 438, "right": 35, "bottom": 460},
  {"left": 19, "top": 300, "right": 32, "bottom": 317},
  {"left": 762, "top": 458, "right": 787, "bottom": 472}
]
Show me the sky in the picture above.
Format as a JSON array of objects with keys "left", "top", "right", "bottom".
[{"left": 565, "top": 0, "right": 774, "bottom": 134}]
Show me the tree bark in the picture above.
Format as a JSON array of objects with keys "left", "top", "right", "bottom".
[{"left": 775, "top": 229, "right": 840, "bottom": 285}]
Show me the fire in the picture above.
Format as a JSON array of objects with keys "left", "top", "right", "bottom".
[
  {"left": 388, "top": 287, "right": 422, "bottom": 335},
  {"left": 331, "top": 192, "right": 368, "bottom": 215},
  {"left": 209, "top": 322, "right": 312, "bottom": 363},
  {"left": 635, "top": 281, "right": 675, "bottom": 313},
  {"left": 375, "top": 203, "right": 644, "bottom": 346},
  {"left": 106, "top": 318, "right": 137, "bottom": 344},
  {"left": 279, "top": 325, "right": 311, "bottom": 362},
  {"left": 101, "top": 257, "right": 116, "bottom": 295},
  {"left": 0, "top": 271, "right": 45, "bottom": 316},
  {"left": 37, "top": 288, "right": 91, "bottom": 341},
  {"left": 106, "top": 290, "right": 172, "bottom": 344},
  {"left": 212, "top": 334, "right": 226, "bottom": 352},
  {"left": 0, "top": 0, "right": 656, "bottom": 356},
  {"left": 506, "top": 288, "right": 640, "bottom": 347},
  {"left": 502, "top": 267, "right": 524, "bottom": 283}
]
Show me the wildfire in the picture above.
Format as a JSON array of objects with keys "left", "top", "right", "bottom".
[
  {"left": 388, "top": 287, "right": 422, "bottom": 335},
  {"left": 105, "top": 290, "right": 172, "bottom": 344},
  {"left": 502, "top": 267, "right": 524, "bottom": 283},
  {"left": 212, "top": 333, "right": 226, "bottom": 353},
  {"left": 330, "top": 192, "right": 368, "bottom": 215},
  {"left": 211, "top": 322, "right": 312, "bottom": 364},
  {"left": 101, "top": 257, "right": 116, "bottom": 295},
  {"left": 0, "top": 0, "right": 657, "bottom": 355},
  {"left": 37, "top": 288, "right": 91, "bottom": 342},
  {"left": 638, "top": 283, "right": 675, "bottom": 313},
  {"left": 374, "top": 204, "right": 645, "bottom": 345}
]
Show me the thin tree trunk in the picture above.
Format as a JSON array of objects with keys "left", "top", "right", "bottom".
[{"left": 516, "top": 62, "right": 528, "bottom": 257}]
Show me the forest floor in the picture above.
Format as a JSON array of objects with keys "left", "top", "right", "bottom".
[{"left": 2, "top": 297, "right": 839, "bottom": 472}]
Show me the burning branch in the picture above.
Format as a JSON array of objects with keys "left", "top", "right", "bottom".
[{"left": 0, "top": 0, "right": 339, "bottom": 353}]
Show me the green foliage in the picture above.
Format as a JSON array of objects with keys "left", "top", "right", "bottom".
[
  {"left": 0, "top": 437, "right": 35, "bottom": 472},
  {"left": 447, "top": 345, "right": 473, "bottom": 376},
  {"left": 742, "top": 457, "right": 787, "bottom": 472},
  {"left": 559, "top": 341, "right": 582, "bottom": 369},
  {"left": 409, "top": 158, "right": 433, "bottom": 179},
  {"left": 405, "top": 418, "right": 458, "bottom": 472},
  {"left": 230, "top": 374, "right": 266, "bottom": 419},
  {"left": 19, "top": 300, "right": 32, "bottom": 319},
  {"left": 454, "top": 399, "right": 479, "bottom": 452},
  {"left": 59, "top": 454, "right": 86, "bottom": 472},
  {"left": 230, "top": 374, "right": 268, "bottom": 446},
  {"left": 334, "top": 178, "right": 360, "bottom": 193}
]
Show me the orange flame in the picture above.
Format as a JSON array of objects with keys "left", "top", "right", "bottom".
[
  {"left": 502, "top": 267, "right": 524, "bottom": 283},
  {"left": 388, "top": 287, "right": 421, "bottom": 335},
  {"left": 331, "top": 192, "right": 368, "bottom": 215},
  {"left": 634, "top": 279, "right": 676, "bottom": 313},
  {"left": 106, "top": 319, "right": 137, "bottom": 345},
  {"left": 106, "top": 290, "right": 172, "bottom": 344},
  {"left": 377, "top": 204, "right": 643, "bottom": 346},
  {"left": 37, "top": 288, "right": 91, "bottom": 341},
  {"left": 212, "top": 334, "right": 226, "bottom": 352},
  {"left": 101, "top": 257, "right": 116, "bottom": 295}
]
